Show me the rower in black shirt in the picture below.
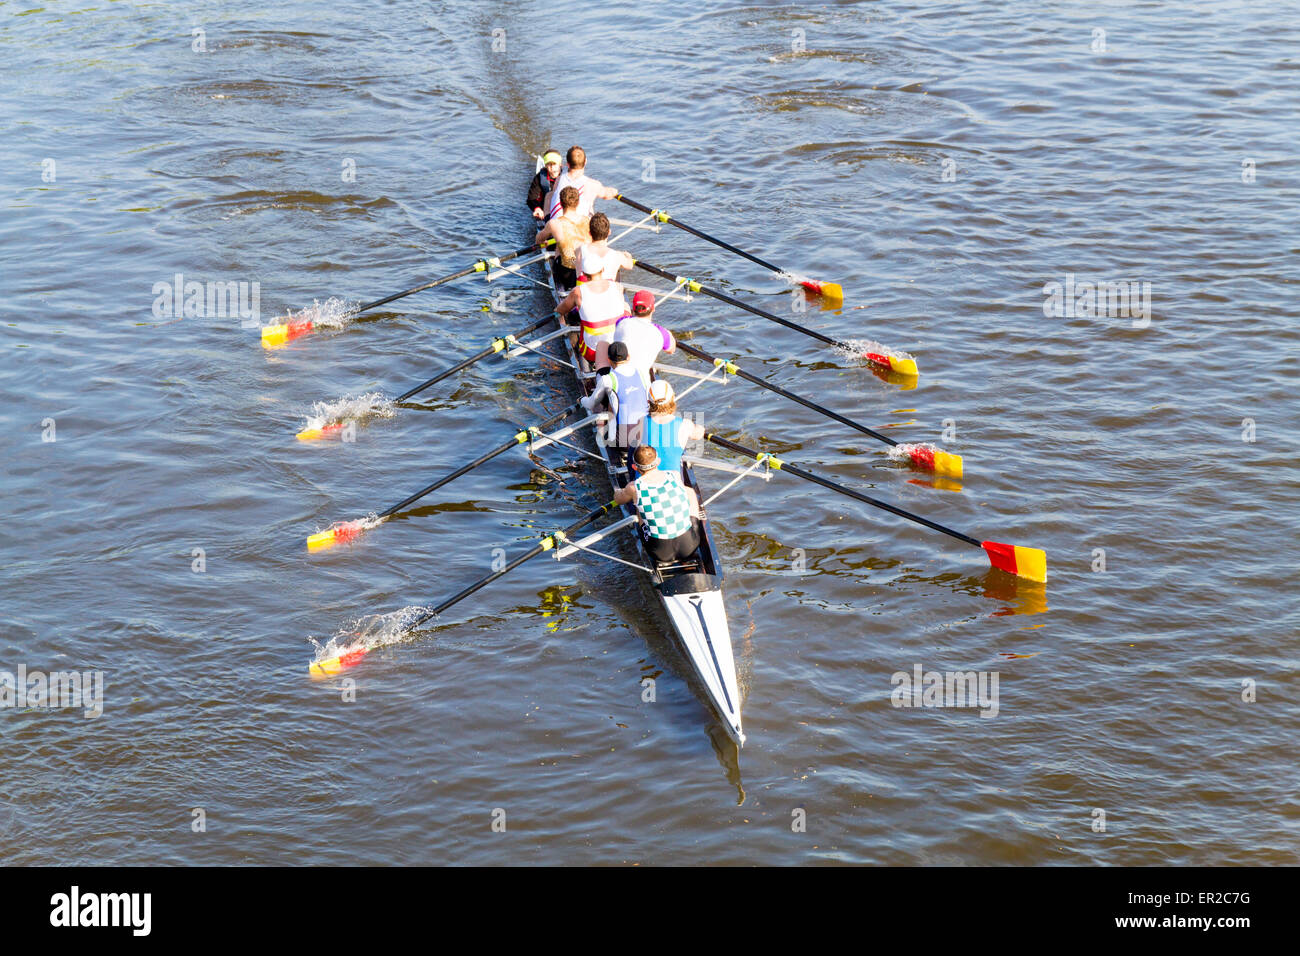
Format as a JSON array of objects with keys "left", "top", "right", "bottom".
[{"left": 528, "top": 150, "right": 562, "bottom": 220}]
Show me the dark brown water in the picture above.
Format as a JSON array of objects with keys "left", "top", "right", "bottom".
[{"left": 2, "top": 0, "right": 1296, "bottom": 864}]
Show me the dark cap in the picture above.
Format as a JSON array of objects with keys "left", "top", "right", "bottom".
[{"left": 607, "top": 341, "right": 629, "bottom": 362}]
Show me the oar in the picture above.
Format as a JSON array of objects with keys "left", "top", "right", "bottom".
[
  {"left": 632, "top": 258, "right": 916, "bottom": 377},
  {"left": 263, "top": 240, "right": 555, "bottom": 347},
  {"left": 309, "top": 500, "right": 617, "bottom": 677},
  {"left": 616, "top": 195, "right": 843, "bottom": 302},
  {"left": 704, "top": 433, "right": 1045, "bottom": 582},
  {"left": 306, "top": 403, "right": 579, "bottom": 550},
  {"left": 674, "top": 341, "right": 961, "bottom": 478},
  {"left": 395, "top": 313, "right": 556, "bottom": 404}
]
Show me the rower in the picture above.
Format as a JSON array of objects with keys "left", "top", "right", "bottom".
[
  {"left": 528, "top": 150, "right": 562, "bottom": 220},
  {"left": 555, "top": 246, "right": 629, "bottom": 371},
  {"left": 635, "top": 379, "right": 705, "bottom": 478},
  {"left": 580, "top": 340, "right": 647, "bottom": 477},
  {"left": 578, "top": 213, "right": 635, "bottom": 280},
  {"left": 534, "top": 185, "right": 591, "bottom": 293},
  {"left": 613, "top": 444, "right": 704, "bottom": 564},
  {"left": 614, "top": 290, "right": 675, "bottom": 379},
  {"left": 545, "top": 145, "right": 617, "bottom": 221}
]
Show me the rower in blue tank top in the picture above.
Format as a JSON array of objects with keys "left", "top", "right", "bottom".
[{"left": 635, "top": 378, "right": 706, "bottom": 476}]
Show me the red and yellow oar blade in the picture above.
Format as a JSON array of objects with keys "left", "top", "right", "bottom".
[
  {"left": 800, "top": 279, "right": 844, "bottom": 304},
  {"left": 296, "top": 421, "right": 347, "bottom": 442},
  {"left": 306, "top": 519, "right": 367, "bottom": 551},
  {"left": 261, "top": 317, "right": 314, "bottom": 349},
  {"left": 981, "top": 541, "right": 1047, "bottom": 583},
  {"left": 862, "top": 347, "right": 918, "bottom": 377},
  {"left": 895, "top": 443, "right": 963, "bottom": 479},
  {"left": 308, "top": 644, "right": 370, "bottom": 679}
]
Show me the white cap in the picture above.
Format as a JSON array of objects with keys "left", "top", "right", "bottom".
[
  {"left": 648, "top": 379, "right": 674, "bottom": 402},
  {"left": 578, "top": 246, "right": 605, "bottom": 276}
]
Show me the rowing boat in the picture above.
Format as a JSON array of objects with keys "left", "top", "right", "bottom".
[{"left": 537, "top": 224, "right": 746, "bottom": 746}]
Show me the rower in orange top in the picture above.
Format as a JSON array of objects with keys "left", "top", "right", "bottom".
[
  {"left": 554, "top": 245, "right": 629, "bottom": 371},
  {"left": 544, "top": 146, "right": 617, "bottom": 221},
  {"left": 535, "top": 185, "right": 591, "bottom": 293}
]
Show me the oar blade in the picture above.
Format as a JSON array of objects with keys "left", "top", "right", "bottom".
[
  {"left": 800, "top": 279, "right": 844, "bottom": 304},
  {"left": 307, "top": 519, "right": 367, "bottom": 551},
  {"left": 261, "top": 317, "right": 314, "bottom": 349},
  {"left": 308, "top": 644, "right": 370, "bottom": 679},
  {"left": 981, "top": 541, "right": 1047, "bottom": 583},
  {"left": 296, "top": 422, "right": 347, "bottom": 442},
  {"left": 931, "top": 449, "right": 964, "bottom": 479}
]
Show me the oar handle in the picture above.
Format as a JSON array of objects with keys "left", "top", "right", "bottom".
[
  {"left": 674, "top": 341, "right": 898, "bottom": 448},
  {"left": 409, "top": 500, "right": 617, "bottom": 628},
  {"left": 617, "top": 196, "right": 785, "bottom": 275},
  {"left": 704, "top": 433, "right": 981, "bottom": 548}
]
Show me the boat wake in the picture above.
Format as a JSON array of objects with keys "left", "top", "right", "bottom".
[{"left": 296, "top": 391, "right": 395, "bottom": 440}]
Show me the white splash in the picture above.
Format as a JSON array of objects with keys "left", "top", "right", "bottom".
[
  {"left": 299, "top": 391, "right": 395, "bottom": 435},
  {"left": 309, "top": 604, "right": 436, "bottom": 662},
  {"left": 838, "top": 338, "right": 914, "bottom": 363}
]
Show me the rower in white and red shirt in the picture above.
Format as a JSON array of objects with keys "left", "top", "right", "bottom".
[
  {"left": 554, "top": 246, "right": 629, "bottom": 371},
  {"left": 545, "top": 145, "right": 617, "bottom": 221},
  {"left": 614, "top": 290, "right": 675, "bottom": 379}
]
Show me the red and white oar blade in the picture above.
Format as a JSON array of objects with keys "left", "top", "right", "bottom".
[{"left": 981, "top": 541, "right": 1047, "bottom": 583}]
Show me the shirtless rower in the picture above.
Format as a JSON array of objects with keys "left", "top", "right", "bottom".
[
  {"left": 534, "top": 186, "right": 591, "bottom": 293},
  {"left": 545, "top": 145, "right": 617, "bottom": 221},
  {"left": 554, "top": 246, "right": 629, "bottom": 372}
]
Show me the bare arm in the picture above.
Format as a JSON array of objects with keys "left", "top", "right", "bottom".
[
  {"left": 555, "top": 286, "right": 581, "bottom": 316},
  {"left": 535, "top": 220, "right": 554, "bottom": 245},
  {"left": 613, "top": 482, "right": 636, "bottom": 506},
  {"left": 687, "top": 485, "right": 703, "bottom": 518}
]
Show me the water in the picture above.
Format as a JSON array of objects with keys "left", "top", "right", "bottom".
[{"left": 2, "top": 0, "right": 1296, "bottom": 865}]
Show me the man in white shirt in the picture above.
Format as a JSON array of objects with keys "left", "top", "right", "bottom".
[
  {"left": 545, "top": 145, "right": 617, "bottom": 221},
  {"left": 613, "top": 290, "right": 675, "bottom": 378}
]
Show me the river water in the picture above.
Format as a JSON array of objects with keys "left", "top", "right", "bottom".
[{"left": 2, "top": 0, "right": 1296, "bottom": 864}]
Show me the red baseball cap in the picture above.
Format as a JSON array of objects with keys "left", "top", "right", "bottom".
[{"left": 632, "top": 290, "right": 655, "bottom": 315}]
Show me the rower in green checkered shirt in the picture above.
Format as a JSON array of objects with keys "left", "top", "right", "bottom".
[{"left": 612, "top": 444, "right": 704, "bottom": 563}]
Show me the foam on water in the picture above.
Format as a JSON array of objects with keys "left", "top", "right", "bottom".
[
  {"left": 280, "top": 296, "right": 355, "bottom": 331},
  {"left": 299, "top": 391, "right": 395, "bottom": 434},
  {"left": 887, "top": 441, "right": 936, "bottom": 463},
  {"left": 838, "top": 337, "right": 914, "bottom": 362},
  {"left": 309, "top": 604, "right": 437, "bottom": 662}
]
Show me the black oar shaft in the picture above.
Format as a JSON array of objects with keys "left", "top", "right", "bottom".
[
  {"left": 705, "top": 434, "right": 981, "bottom": 548},
  {"left": 617, "top": 196, "right": 785, "bottom": 275},
  {"left": 409, "top": 501, "right": 616, "bottom": 628},
  {"left": 378, "top": 405, "right": 576, "bottom": 519},
  {"left": 634, "top": 259, "right": 845, "bottom": 350},
  {"left": 396, "top": 314, "right": 554, "bottom": 403},
  {"left": 351, "top": 242, "right": 550, "bottom": 317},
  {"left": 674, "top": 341, "right": 898, "bottom": 448}
]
